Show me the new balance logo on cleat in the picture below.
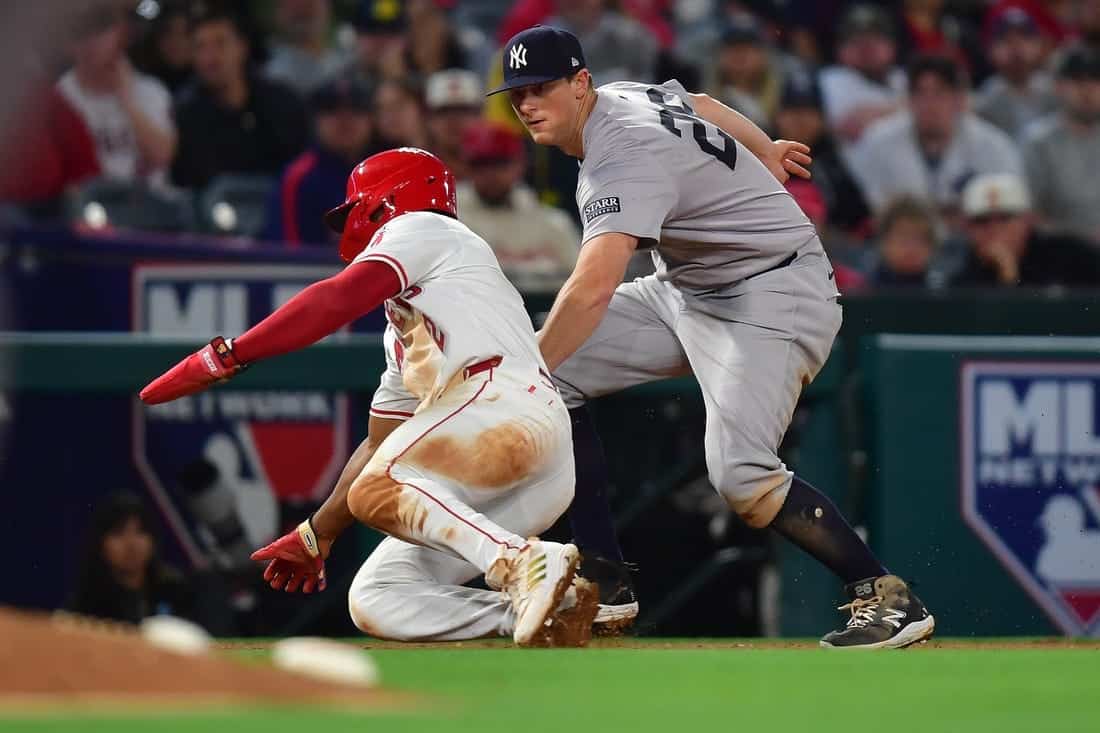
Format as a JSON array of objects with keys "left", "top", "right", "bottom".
[
  {"left": 820, "top": 575, "right": 936, "bottom": 649},
  {"left": 882, "top": 608, "right": 907, "bottom": 629}
]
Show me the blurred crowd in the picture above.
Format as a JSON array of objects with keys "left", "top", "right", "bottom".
[{"left": 3, "top": 0, "right": 1100, "bottom": 290}]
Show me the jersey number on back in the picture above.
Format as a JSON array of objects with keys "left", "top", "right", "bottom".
[{"left": 646, "top": 88, "right": 737, "bottom": 172}]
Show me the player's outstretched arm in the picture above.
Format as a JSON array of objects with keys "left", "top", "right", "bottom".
[
  {"left": 688, "top": 93, "right": 812, "bottom": 183},
  {"left": 539, "top": 232, "right": 637, "bottom": 372},
  {"left": 250, "top": 414, "right": 404, "bottom": 593},
  {"left": 139, "top": 262, "right": 402, "bottom": 404}
]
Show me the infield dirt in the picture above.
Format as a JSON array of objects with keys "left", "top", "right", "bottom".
[{"left": 0, "top": 607, "right": 406, "bottom": 712}]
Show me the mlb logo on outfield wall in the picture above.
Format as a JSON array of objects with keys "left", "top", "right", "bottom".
[
  {"left": 961, "top": 362, "right": 1100, "bottom": 636},
  {"left": 132, "top": 264, "right": 349, "bottom": 566}
]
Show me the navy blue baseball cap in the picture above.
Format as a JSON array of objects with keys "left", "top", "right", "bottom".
[{"left": 486, "top": 26, "right": 587, "bottom": 96}]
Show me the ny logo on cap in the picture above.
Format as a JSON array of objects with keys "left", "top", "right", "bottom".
[{"left": 509, "top": 43, "right": 528, "bottom": 69}]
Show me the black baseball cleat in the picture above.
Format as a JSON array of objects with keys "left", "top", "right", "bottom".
[
  {"left": 820, "top": 575, "right": 935, "bottom": 649},
  {"left": 576, "top": 552, "right": 638, "bottom": 634}
]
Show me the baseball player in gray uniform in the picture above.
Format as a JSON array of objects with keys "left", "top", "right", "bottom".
[{"left": 488, "top": 26, "right": 936, "bottom": 648}]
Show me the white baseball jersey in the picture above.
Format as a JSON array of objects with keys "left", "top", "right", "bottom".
[
  {"left": 354, "top": 211, "right": 548, "bottom": 418},
  {"left": 344, "top": 213, "right": 575, "bottom": 643}
]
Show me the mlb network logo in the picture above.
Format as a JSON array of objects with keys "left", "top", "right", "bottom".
[
  {"left": 131, "top": 264, "right": 349, "bottom": 566},
  {"left": 961, "top": 362, "right": 1100, "bottom": 636}
]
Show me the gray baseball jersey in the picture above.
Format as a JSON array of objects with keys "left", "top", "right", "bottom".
[
  {"left": 555, "top": 79, "right": 841, "bottom": 528},
  {"left": 576, "top": 80, "right": 820, "bottom": 291}
]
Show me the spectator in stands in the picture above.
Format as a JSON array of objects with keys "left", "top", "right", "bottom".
[
  {"left": 785, "top": 173, "right": 868, "bottom": 293},
  {"left": 456, "top": 121, "right": 580, "bottom": 291},
  {"left": 772, "top": 73, "right": 870, "bottom": 235},
  {"left": 424, "top": 69, "right": 483, "bottom": 180},
  {"left": 0, "top": 71, "right": 100, "bottom": 213},
  {"left": 263, "top": 75, "right": 377, "bottom": 247},
  {"left": 67, "top": 492, "right": 193, "bottom": 624},
  {"left": 352, "top": 0, "right": 408, "bottom": 81},
  {"left": 948, "top": 173, "right": 1100, "bottom": 287},
  {"left": 894, "top": 0, "right": 979, "bottom": 75},
  {"left": 58, "top": 5, "right": 176, "bottom": 185},
  {"left": 867, "top": 195, "right": 940, "bottom": 287},
  {"left": 1071, "top": 0, "right": 1100, "bottom": 53},
  {"left": 1023, "top": 46, "right": 1100, "bottom": 242},
  {"left": 849, "top": 54, "right": 1022, "bottom": 216},
  {"left": 172, "top": 7, "right": 310, "bottom": 189},
  {"left": 983, "top": 1, "right": 1068, "bottom": 44},
  {"left": 264, "top": 0, "right": 350, "bottom": 95},
  {"left": 775, "top": 4, "right": 833, "bottom": 67},
  {"left": 129, "top": 0, "right": 194, "bottom": 94},
  {"left": 975, "top": 8, "right": 1059, "bottom": 139},
  {"left": 819, "top": 5, "right": 907, "bottom": 146},
  {"left": 704, "top": 18, "right": 780, "bottom": 130},
  {"left": 373, "top": 76, "right": 429, "bottom": 149},
  {"left": 405, "top": 0, "right": 469, "bottom": 76},
  {"left": 549, "top": 0, "right": 658, "bottom": 83}
]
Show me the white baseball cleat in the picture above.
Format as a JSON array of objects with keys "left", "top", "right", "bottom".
[
  {"left": 577, "top": 553, "right": 639, "bottom": 635},
  {"left": 595, "top": 601, "right": 639, "bottom": 627},
  {"left": 505, "top": 539, "right": 581, "bottom": 647}
]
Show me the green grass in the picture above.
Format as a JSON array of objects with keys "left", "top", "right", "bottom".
[{"left": 5, "top": 640, "right": 1099, "bottom": 733}]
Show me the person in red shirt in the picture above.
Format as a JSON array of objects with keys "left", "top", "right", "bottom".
[
  {"left": 895, "top": 0, "right": 981, "bottom": 75},
  {"left": 0, "top": 83, "right": 100, "bottom": 212}
]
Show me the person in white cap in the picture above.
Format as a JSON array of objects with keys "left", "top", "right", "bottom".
[
  {"left": 948, "top": 172, "right": 1100, "bottom": 287},
  {"left": 424, "top": 68, "right": 484, "bottom": 179}
]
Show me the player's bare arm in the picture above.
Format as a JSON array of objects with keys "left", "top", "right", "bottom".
[
  {"left": 251, "top": 414, "right": 403, "bottom": 593},
  {"left": 688, "top": 93, "right": 812, "bottom": 182},
  {"left": 538, "top": 232, "right": 637, "bottom": 371},
  {"left": 313, "top": 416, "right": 403, "bottom": 542}
]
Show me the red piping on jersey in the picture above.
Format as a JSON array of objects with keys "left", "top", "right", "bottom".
[
  {"left": 463, "top": 356, "right": 502, "bottom": 380},
  {"left": 360, "top": 252, "right": 409, "bottom": 292},
  {"left": 280, "top": 151, "right": 318, "bottom": 247},
  {"left": 385, "top": 380, "right": 523, "bottom": 551},
  {"left": 370, "top": 407, "right": 415, "bottom": 419}
]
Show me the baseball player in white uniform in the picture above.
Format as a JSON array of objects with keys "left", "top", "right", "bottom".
[
  {"left": 489, "top": 26, "right": 936, "bottom": 649},
  {"left": 140, "top": 148, "right": 593, "bottom": 646}
]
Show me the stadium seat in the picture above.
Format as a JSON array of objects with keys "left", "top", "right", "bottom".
[
  {"left": 67, "top": 177, "right": 194, "bottom": 233},
  {"left": 196, "top": 174, "right": 276, "bottom": 238}
]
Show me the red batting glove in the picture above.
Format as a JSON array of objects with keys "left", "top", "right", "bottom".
[
  {"left": 250, "top": 519, "right": 328, "bottom": 593},
  {"left": 139, "top": 336, "right": 246, "bottom": 405}
]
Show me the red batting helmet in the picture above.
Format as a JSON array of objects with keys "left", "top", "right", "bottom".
[{"left": 324, "top": 147, "right": 458, "bottom": 263}]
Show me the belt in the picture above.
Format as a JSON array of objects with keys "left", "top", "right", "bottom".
[
  {"left": 745, "top": 252, "right": 797, "bottom": 280},
  {"left": 462, "top": 356, "right": 557, "bottom": 390},
  {"left": 463, "top": 355, "right": 502, "bottom": 380}
]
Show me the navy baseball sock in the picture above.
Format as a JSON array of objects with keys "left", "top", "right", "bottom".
[
  {"left": 566, "top": 406, "right": 624, "bottom": 562},
  {"left": 769, "top": 475, "right": 887, "bottom": 583}
]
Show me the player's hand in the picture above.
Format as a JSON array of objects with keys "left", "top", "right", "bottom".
[
  {"left": 250, "top": 519, "right": 332, "bottom": 593},
  {"left": 767, "top": 140, "right": 813, "bottom": 183},
  {"left": 139, "top": 336, "right": 246, "bottom": 405}
]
